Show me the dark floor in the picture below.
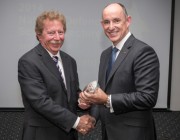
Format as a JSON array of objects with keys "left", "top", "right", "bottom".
[
  {"left": 153, "top": 111, "right": 180, "bottom": 140},
  {"left": 0, "top": 111, "right": 180, "bottom": 140}
]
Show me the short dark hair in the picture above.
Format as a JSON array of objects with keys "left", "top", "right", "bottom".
[
  {"left": 103, "top": 3, "right": 128, "bottom": 17},
  {"left": 117, "top": 3, "right": 128, "bottom": 16}
]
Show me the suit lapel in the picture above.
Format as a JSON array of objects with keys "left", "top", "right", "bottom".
[
  {"left": 106, "top": 47, "right": 129, "bottom": 85},
  {"left": 36, "top": 44, "right": 61, "bottom": 78},
  {"left": 36, "top": 44, "right": 67, "bottom": 93},
  {"left": 101, "top": 48, "right": 111, "bottom": 90},
  {"left": 105, "top": 35, "right": 135, "bottom": 87},
  {"left": 60, "top": 52, "right": 71, "bottom": 102}
]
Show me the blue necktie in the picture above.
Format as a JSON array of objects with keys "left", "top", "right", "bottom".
[
  {"left": 52, "top": 56, "right": 66, "bottom": 89},
  {"left": 106, "top": 47, "right": 119, "bottom": 80}
]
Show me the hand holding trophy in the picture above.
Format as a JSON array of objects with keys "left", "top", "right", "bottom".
[
  {"left": 78, "top": 81, "right": 99, "bottom": 109},
  {"left": 83, "top": 80, "right": 99, "bottom": 94}
]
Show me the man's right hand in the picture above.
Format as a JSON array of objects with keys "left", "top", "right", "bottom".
[
  {"left": 76, "top": 114, "right": 96, "bottom": 135},
  {"left": 78, "top": 92, "right": 92, "bottom": 110}
]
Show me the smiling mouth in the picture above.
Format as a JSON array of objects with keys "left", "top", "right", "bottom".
[
  {"left": 50, "top": 41, "right": 61, "bottom": 44},
  {"left": 108, "top": 31, "right": 118, "bottom": 36},
  {"left": 109, "top": 34, "right": 117, "bottom": 38}
]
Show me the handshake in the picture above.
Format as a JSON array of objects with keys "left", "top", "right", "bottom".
[
  {"left": 76, "top": 114, "right": 96, "bottom": 135},
  {"left": 77, "top": 81, "right": 109, "bottom": 135}
]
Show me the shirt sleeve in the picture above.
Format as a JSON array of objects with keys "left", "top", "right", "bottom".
[{"left": 72, "top": 116, "right": 80, "bottom": 129}]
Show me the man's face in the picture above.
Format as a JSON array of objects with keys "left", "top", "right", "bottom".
[
  {"left": 101, "top": 4, "right": 131, "bottom": 46},
  {"left": 38, "top": 19, "right": 65, "bottom": 55}
]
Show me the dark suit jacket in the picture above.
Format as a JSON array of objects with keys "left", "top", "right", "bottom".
[
  {"left": 92, "top": 35, "right": 159, "bottom": 140},
  {"left": 18, "top": 44, "right": 81, "bottom": 140}
]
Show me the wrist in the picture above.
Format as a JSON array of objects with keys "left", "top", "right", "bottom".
[{"left": 104, "top": 95, "right": 110, "bottom": 108}]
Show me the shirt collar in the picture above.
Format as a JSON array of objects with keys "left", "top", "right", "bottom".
[
  {"left": 46, "top": 49, "right": 62, "bottom": 61},
  {"left": 112, "top": 32, "right": 131, "bottom": 51}
]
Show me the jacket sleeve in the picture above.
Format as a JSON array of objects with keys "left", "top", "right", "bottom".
[{"left": 112, "top": 45, "right": 160, "bottom": 114}]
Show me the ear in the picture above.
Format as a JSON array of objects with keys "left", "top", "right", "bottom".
[
  {"left": 101, "top": 20, "right": 104, "bottom": 28},
  {"left": 126, "top": 16, "right": 132, "bottom": 27},
  {"left": 36, "top": 33, "right": 41, "bottom": 41}
]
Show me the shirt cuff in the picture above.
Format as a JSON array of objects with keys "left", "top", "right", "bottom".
[
  {"left": 72, "top": 117, "right": 80, "bottom": 129},
  {"left": 109, "top": 95, "right": 114, "bottom": 113}
]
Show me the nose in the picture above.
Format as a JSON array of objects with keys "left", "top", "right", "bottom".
[
  {"left": 109, "top": 22, "right": 115, "bottom": 30},
  {"left": 54, "top": 32, "right": 60, "bottom": 40}
]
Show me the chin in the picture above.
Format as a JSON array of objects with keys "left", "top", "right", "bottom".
[{"left": 110, "top": 39, "right": 118, "bottom": 43}]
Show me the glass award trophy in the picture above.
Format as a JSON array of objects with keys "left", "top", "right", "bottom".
[{"left": 83, "top": 80, "right": 99, "bottom": 94}]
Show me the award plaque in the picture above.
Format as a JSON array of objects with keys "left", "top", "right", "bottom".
[{"left": 83, "top": 80, "right": 99, "bottom": 94}]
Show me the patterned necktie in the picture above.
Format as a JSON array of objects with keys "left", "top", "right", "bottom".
[
  {"left": 106, "top": 47, "right": 119, "bottom": 81},
  {"left": 52, "top": 56, "right": 59, "bottom": 69},
  {"left": 52, "top": 56, "right": 66, "bottom": 89}
]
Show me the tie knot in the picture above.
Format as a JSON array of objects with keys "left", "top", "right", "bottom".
[
  {"left": 52, "top": 56, "right": 58, "bottom": 63},
  {"left": 112, "top": 47, "right": 118, "bottom": 53}
]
